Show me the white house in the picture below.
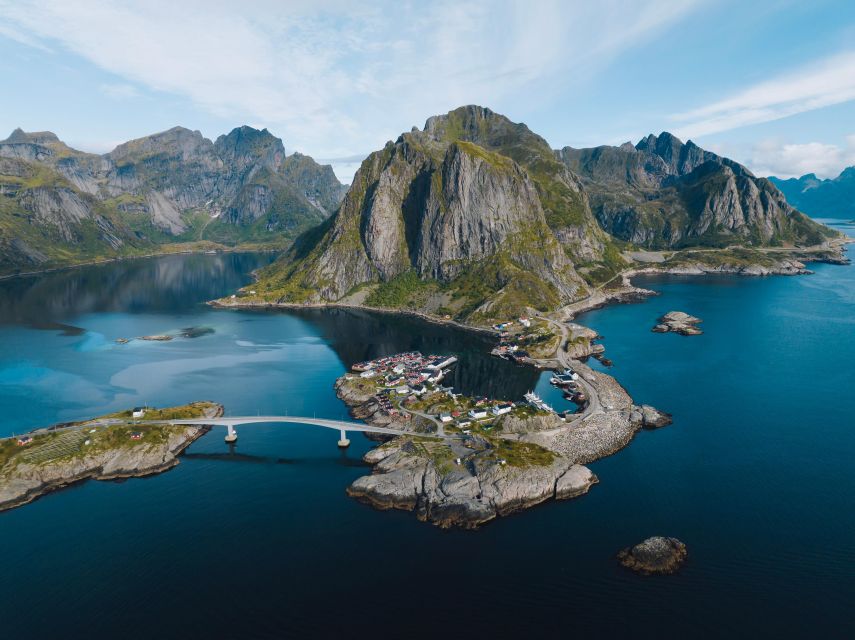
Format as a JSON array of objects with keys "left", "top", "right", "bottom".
[
  {"left": 438, "top": 412, "right": 453, "bottom": 423},
  {"left": 491, "top": 404, "right": 513, "bottom": 416},
  {"left": 132, "top": 407, "right": 146, "bottom": 418},
  {"left": 468, "top": 408, "right": 488, "bottom": 420},
  {"left": 359, "top": 369, "right": 376, "bottom": 378}
]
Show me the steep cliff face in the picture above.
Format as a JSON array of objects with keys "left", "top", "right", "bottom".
[
  {"left": 252, "top": 106, "right": 593, "bottom": 320},
  {"left": 559, "top": 132, "right": 834, "bottom": 249},
  {"left": 0, "top": 126, "right": 345, "bottom": 274}
]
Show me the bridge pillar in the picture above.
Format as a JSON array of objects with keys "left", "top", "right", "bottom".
[
  {"left": 337, "top": 429, "right": 350, "bottom": 448},
  {"left": 224, "top": 424, "right": 238, "bottom": 443}
]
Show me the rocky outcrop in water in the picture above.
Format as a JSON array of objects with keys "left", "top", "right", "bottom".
[
  {"left": 618, "top": 536, "right": 687, "bottom": 575},
  {"left": 652, "top": 311, "right": 703, "bottom": 335}
]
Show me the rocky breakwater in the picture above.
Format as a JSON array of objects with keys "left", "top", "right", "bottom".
[
  {"left": 346, "top": 436, "right": 597, "bottom": 529},
  {"left": 0, "top": 401, "right": 223, "bottom": 512},
  {"left": 521, "top": 359, "right": 671, "bottom": 463},
  {"left": 652, "top": 311, "right": 703, "bottom": 336},
  {"left": 618, "top": 536, "right": 688, "bottom": 575}
]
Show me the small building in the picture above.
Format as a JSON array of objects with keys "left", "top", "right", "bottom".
[
  {"left": 359, "top": 369, "right": 376, "bottom": 378},
  {"left": 468, "top": 408, "right": 488, "bottom": 420},
  {"left": 438, "top": 412, "right": 453, "bottom": 423},
  {"left": 130, "top": 432, "right": 143, "bottom": 440},
  {"left": 410, "top": 384, "right": 427, "bottom": 396},
  {"left": 492, "top": 404, "right": 513, "bottom": 416},
  {"left": 16, "top": 436, "right": 32, "bottom": 446},
  {"left": 519, "top": 317, "right": 531, "bottom": 328},
  {"left": 132, "top": 407, "right": 145, "bottom": 418},
  {"left": 457, "top": 418, "right": 472, "bottom": 428}
]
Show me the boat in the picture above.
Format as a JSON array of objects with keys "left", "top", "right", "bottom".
[{"left": 524, "top": 391, "right": 553, "bottom": 413}]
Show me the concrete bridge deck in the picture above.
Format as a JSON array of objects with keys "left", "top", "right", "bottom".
[{"left": 161, "top": 415, "right": 443, "bottom": 440}]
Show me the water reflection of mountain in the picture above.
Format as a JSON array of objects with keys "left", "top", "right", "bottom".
[
  {"left": 288, "top": 307, "right": 541, "bottom": 401},
  {"left": 0, "top": 253, "right": 274, "bottom": 328}
]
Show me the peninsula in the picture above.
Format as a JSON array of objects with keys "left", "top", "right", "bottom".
[
  {"left": 0, "top": 402, "right": 223, "bottom": 512},
  {"left": 336, "top": 345, "right": 669, "bottom": 528}
]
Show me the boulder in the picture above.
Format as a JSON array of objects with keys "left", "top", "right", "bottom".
[{"left": 617, "top": 536, "right": 687, "bottom": 575}]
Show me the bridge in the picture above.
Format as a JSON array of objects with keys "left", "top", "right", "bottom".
[{"left": 157, "top": 415, "right": 445, "bottom": 447}]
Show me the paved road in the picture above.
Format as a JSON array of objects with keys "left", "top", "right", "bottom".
[
  {"left": 401, "top": 406, "right": 446, "bottom": 436},
  {"left": 534, "top": 315, "right": 602, "bottom": 420}
]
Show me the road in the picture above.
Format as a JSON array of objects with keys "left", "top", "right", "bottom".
[{"left": 534, "top": 315, "right": 602, "bottom": 420}]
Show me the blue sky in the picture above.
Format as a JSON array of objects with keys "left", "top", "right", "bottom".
[{"left": 1, "top": 0, "right": 854, "bottom": 183}]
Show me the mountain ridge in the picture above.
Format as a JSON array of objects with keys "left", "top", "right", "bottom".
[
  {"left": 770, "top": 168, "right": 855, "bottom": 219},
  {"left": 0, "top": 125, "right": 346, "bottom": 274},
  {"left": 247, "top": 105, "right": 839, "bottom": 322}
]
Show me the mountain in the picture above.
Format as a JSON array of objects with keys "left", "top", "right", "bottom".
[
  {"left": 770, "top": 168, "right": 855, "bottom": 219},
  {"left": 250, "top": 107, "right": 840, "bottom": 323},
  {"left": 0, "top": 126, "right": 345, "bottom": 274},
  {"left": 559, "top": 133, "right": 833, "bottom": 249},
  {"left": 250, "top": 106, "right": 626, "bottom": 321}
]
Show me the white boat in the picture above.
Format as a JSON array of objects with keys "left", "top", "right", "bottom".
[{"left": 524, "top": 391, "right": 554, "bottom": 413}]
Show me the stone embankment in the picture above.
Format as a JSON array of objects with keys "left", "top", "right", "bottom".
[
  {"left": 0, "top": 404, "right": 223, "bottom": 512},
  {"left": 520, "top": 359, "right": 670, "bottom": 464}
]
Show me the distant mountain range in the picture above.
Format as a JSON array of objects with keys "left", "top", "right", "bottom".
[
  {"left": 770, "top": 169, "right": 855, "bottom": 219},
  {"left": 249, "top": 105, "right": 837, "bottom": 322},
  {"left": 0, "top": 126, "right": 345, "bottom": 274}
]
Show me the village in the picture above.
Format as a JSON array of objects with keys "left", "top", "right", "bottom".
[
  {"left": 343, "top": 349, "right": 585, "bottom": 435},
  {"left": 488, "top": 316, "right": 564, "bottom": 363}
]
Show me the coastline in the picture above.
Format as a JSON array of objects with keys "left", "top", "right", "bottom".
[
  {"left": 0, "top": 404, "right": 224, "bottom": 513},
  {"left": 0, "top": 245, "right": 282, "bottom": 282}
]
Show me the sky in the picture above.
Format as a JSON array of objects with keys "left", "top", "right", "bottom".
[{"left": 1, "top": 0, "right": 854, "bottom": 183}]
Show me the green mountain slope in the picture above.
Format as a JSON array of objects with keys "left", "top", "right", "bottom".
[
  {"left": 0, "top": 127, "right": 345, "bottom": 275},
  {"left": 558, "top": 132, "right": 836, "bottom": 249}
]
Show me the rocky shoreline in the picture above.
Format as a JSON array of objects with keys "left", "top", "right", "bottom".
[
  {"left": 346, "top": 437, "right": 598, "bottom": 529},
  {"left": 335, "top": 353, "right": 669, "bottom": 528},
  {"left": 0, "top": 403, "right": 223, "bottom": 512}
]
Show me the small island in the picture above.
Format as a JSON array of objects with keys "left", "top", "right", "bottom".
[
  {"left": 652, "top": 311, "right": 703, "bottom": 336},
  {"left": 0, "top": 402, "right": 223, "bottom": 512},
  {"left": 336, "top": 350, "right": 670, "bottom": 528},
  {"left": 618, "top": 536, "right": 688, "bottom": 575}
]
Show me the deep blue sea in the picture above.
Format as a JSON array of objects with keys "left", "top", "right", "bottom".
[{"left": 0, "top": 227, "right": 853, "bottom": 639}]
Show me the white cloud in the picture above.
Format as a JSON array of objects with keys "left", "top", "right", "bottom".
[
  {"left": 0, "top": 0, "right": 702, "bottom": 170},
  {"left": 747, "top": 135, "right": 855, "bottom": 179},
  {"left": 671, "top": 50, "right": 855, "bottom": 138},
  {"left": 99, "top": 83, "right": 140, "bottom": 100}
]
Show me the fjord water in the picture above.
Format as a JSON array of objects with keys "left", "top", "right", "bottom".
[{"left": 1, "top": 235, "right": 853, "bottom": 638}]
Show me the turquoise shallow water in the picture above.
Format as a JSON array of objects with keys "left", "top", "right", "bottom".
[{"left": 0, "top": 234, "right": 853, "bottom": 638}]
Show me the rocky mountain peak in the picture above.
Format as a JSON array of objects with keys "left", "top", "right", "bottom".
[
  {"left": 214, "top": 126, "right": 285, "bottom": 170},
  {"left": 3, "top": 128, "right": 61, "bottom": 145},
  {"left": 107, "top": 126, "right": 213, "bottom": 162}
]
